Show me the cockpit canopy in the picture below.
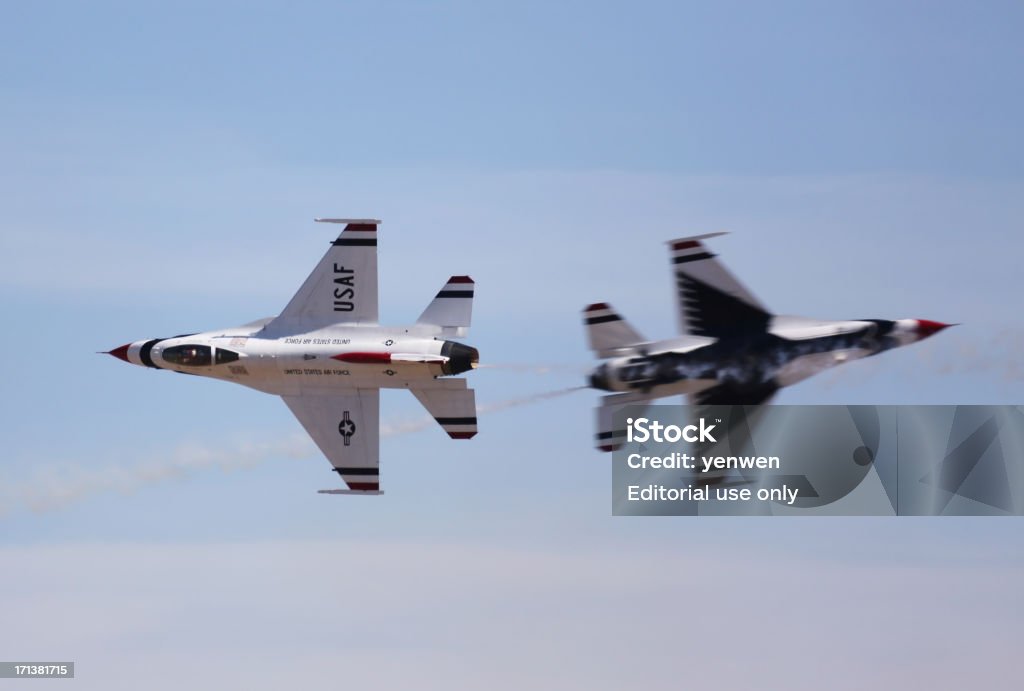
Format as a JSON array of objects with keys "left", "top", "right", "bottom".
[
  {"left": 162, "top": 344, "right": 240, "bottom": 367},
  {"left": 163, "top": 344, "right": 211, "bottom": 366},
  {"left": 215, "top": 348, "right": 240, "bottom": 364}
]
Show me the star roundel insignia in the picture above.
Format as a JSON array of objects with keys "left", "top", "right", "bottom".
[
  {"left": 384, "top": 339, "right": 394, "bottom": 346},
  {"left": 338, "top": 411, "right": 356, "bottom": 446}
]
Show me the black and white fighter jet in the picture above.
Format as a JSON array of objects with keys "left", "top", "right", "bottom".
[{"left": 584, "top": 233, "right": 952, "bottom": 451}]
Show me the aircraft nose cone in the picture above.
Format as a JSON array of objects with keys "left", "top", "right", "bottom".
[
  {"left": 916, "top": 320, "right": 955, "bottom": 338},
  {"left": 106, "top": 343, "right": 132, "bottom": 363}
]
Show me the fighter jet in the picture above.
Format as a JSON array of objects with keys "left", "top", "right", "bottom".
[
  {"left": 106, "top": 219, "right": 479, "bottom": 494},
  {"left": 584, "top": 232, "right": 952, "bottom": 451}
]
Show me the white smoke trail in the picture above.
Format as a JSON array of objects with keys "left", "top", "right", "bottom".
[
  {"left": 478, "top": 385, "right": 587, "bottom": 414},
  {"left": 379, "top": 417, "right": 435, "bottom": 437},
  {"left": 477, "top": 363, "right": 588, "bottom": 375},
  {"left": 380, "top": 385, "right": 586, "bottom": 437},
  {"left": 0, "top": 434, "right": 317, "bottom": 516},
  {"left": 1, "top": 386, "right": 585, "bottom": 517}
]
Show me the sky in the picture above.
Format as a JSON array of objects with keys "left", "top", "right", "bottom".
[{"left": 1, "top": 1, "right": 1023, "bottom": 688}]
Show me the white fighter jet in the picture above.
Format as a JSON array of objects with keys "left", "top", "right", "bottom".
[
  {"left": 584, "top": 233, "right": 952, "bottom": 451},
  {"left": 107, "top": 219, "right": 479, "bottom": 495}
]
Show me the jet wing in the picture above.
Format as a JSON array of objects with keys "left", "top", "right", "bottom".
[
  {"left": 282, "top": 389, "right": 381, "bottom": 492},
  {"left": 688, "top": 380, "right": 778, "bottom": 407},
  {"left": 668, "top": 233, "right": 772, "bottom": 339},
  {"left": 683, "top": 389, "right": 777, "bottom": 486},
  {"left": 268, "top": 219, "right": 380, "bottom": 332}
]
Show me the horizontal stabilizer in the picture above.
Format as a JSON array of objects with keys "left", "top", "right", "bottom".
[
  {"left": 595, "top": 391, "right": 653, "bottom": 452},
  {"left": 583, "top": 303, "right": 645, "bottom": 358},
  {"left": 417, "top": 276, "right": 474, "bottom": 337},
  {"left": 411, "top": 382, "right": 477, "bottom": 439}
]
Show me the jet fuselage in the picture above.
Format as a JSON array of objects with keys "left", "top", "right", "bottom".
[
  {"left": 588, "top": 317, "right": 947, "bottom": 399},
  {"left": 111, "top": 323, "right": 479, "bottom": 397}
]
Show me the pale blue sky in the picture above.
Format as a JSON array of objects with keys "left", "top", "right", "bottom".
[{"left": 1, "top": 2, "right": 1022, "bottom": 689}]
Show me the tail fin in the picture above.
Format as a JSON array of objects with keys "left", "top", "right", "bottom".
[
  {"left": 583, "top": 303, "right": 645, "bottom": 358},
  {"left": 417, "top": 276, "right": 474, "bottom": 337}
]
